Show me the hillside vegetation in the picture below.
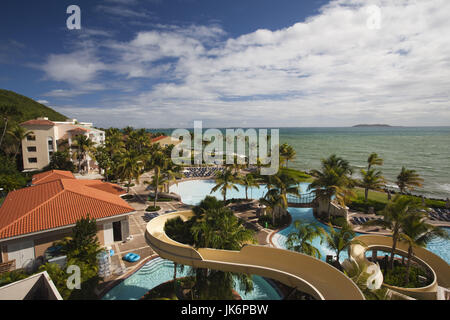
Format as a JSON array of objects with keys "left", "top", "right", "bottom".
[{"left": 0, "top": 89, "right": 67, "bottom": 122}]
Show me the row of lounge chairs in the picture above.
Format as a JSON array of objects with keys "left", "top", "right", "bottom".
[
  {"left": 429, "top": 208, "right": 450, "bottom": 222},
  {"left": 183, "top": 167, "right": 225, "bottom": 178},
  {"left": 350, "top": 216, "right": 382, "bottom": 226}
]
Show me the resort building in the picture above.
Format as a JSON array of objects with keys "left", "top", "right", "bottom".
[
  {"left": 20, "top": 117, "right": 105, "bottom": 172},
  {"left": 0, "top": 271, "right": 62, "bottom": 300},
  {"left": 151, "top": 135, "right": 181, "bottom": 148},
  {"left": 0, "top": 170, "right": 135, "bottom": 272}
]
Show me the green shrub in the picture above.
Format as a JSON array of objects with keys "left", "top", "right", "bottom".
[
  {"left": 330, "top": 216, "right": 349, "bottom": 228},
  {"left": 348, "top": 197, "right": 386, "bottom": 214},
  {"left": 146, "top": 206, "right": 161, "bottom": 212},
  {"left": 258, "top": 214, "right": 289, "bottom": 229},
  {"left": 383, "top": 264, "right": 431, "bottom": 288},
  {"left": 0, "top": 269, "right": 29, "bottom": 287},
  {"left": 121, "top": 194, "right": 134, "bottom": 200}
]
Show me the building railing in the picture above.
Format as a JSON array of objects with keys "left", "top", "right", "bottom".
[
  {"left": 287, "top": 191, "right": 316, "bottom": 205},
  {"left": 0, "top": 260, "right": 16, "bottom": 275}
]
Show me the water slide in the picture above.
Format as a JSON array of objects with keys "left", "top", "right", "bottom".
[
  {"left": 349, "top": 235, "right": 450, "bottom": 300},
  {"left": 145, "top": 211, "right": 365, "bottom": 300}
]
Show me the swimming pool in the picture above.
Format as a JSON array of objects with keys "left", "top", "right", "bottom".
[
  {"left": 170, "top": 179, "right": 450, "bottom": 264},
  {"left": 102, "top": 257, "right": 282, "bottom": 300},
  {"left": 273, "top": 207, "right": 450, "bottom": 264},
  {"left": 169, "top": 179, "right": 311, "bottom": 206}
]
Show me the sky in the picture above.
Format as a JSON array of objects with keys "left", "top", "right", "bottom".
[{"left": 0, "top": 0, "right": 449, "bottom": 128}]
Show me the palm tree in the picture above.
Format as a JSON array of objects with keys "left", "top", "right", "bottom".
[
  {"left": 71, "top": 134, "right": 95, "bottom": 173},
  {"left": 241, "top": 173, "right": 259, "bottom": 200},
  {"left": 211, "top": 169, "right": 240, "bottom": 202},
  {"left": 399, "top": 213, "right": 449, "bottom": 286},
  {"left": 6, "top": 124, "right": 32, "bottom": 160},
  {"left": 190, "top": 206, "right": 255, "bottom": 299},
  {"left": 360, "top": 168, "right": 386, "bottom": 202},
  {"left": 122, "top": 126, "right": 135, "bottom": 136},
  {"left": 364, "top": 195, "right": 425, "bottom": 269},
  {"left": 322, "top": 154, "right": 353, "bottom": 175},
  {"left": 93, "top": 146, "right": 113, "bottom": 181},
  {"left": 280, "top": 143, "right": 296, "bottom": 168},
  {"left": 286, "top": 219, "right": 326, "bottom": 259},
  {"left": 0, "top": 105, "right": 22, "bottom": 148},
  {"left": 116, "top": 151, "right": 144, "bottom": 193},
  {"left": 127, "top": 128, "right": 150, "bottom": 154},
  {"left": 272, "top": 170, "right": 301, "bottom": 200},
  {"left": 147, "top": 149, "right": 169, "bottom": 207},
  {"left": 259, "top": 190, "right": 287, "bottom": 226},
  {"left": 396, "top": 167, "right": 424, "bottom": 194},
  {"left": 191, "top": 207, "right": 255, "bottom": 249},
  {"left": 308, "top": 155, "right": 355, "bottom": 221},
  {"left": 367, "top": 153, "right": 383, "bottom": 170},
  {"left": 324, "top": 223, "right": 366, "bottom": 270},
  {"left": 105, "top": 128, "right": 125, "bottom": 158}
]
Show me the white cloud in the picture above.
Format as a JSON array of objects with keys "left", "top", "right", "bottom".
[
  {"left": 41, "top": 51, "right": 106, "bottom": 84},
  {"left": 40, "top": 0, "right": 450, "bottom": 127}
]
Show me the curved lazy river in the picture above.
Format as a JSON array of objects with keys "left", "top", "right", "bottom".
[
  {"left": 103, "top": 257, "right": 282, "bottom": 300},
  {"left": 170, "top": 180, "right": 450, "bottom": 264}
]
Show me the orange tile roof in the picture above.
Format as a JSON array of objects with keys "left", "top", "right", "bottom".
[
  {"left": 68, "top": 127, "right": 90, "bottom": 133},
  {"left": 20, "top": 119, "right": 55, "bottom": 126},
  {"left": 76, "top": 180, "right": 126, "bottom": 196},
  {"left": 0, "top": 178, "right": 134, "bottom": 240},
  {"left": 32, "top": 170, "right": 76, "bottom": 185},
  {"left": 151, "top": 135, "right": 168, "bottom": 143}
]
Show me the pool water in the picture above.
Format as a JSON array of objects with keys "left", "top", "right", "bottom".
[
  {"left": 273, "top": 207, "right": 363, "bottom": 262},
  {"left": 273, "top": 207, "right": 450, "bottom": 264},
  {"left": 169, "top": 179, "right": 311, "bottom": 206},
  {"left": 171, "top": 180, "right": 450, "bottom": 264},
  {"left": 102, "top": 257, "right": 282, "bottom": 300}
]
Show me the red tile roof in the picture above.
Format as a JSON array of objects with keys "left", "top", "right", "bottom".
[
  {"left": 0, "top": 177, "right": 134, "bottom": 240},
  {"left": 20, "top": 119, "right": 55, "bottom": 126},
  {"left": 32, "top": 170, "right": 76, "bottom": 185},
  {"left": 76, "top": 180, "right": 127, "bottom": 196},
  {"left": 151, "top": 135, "right": 168, "bottom": 143},
  {"left": 68, "top": 127, "right": 90, "bottom": 133}
]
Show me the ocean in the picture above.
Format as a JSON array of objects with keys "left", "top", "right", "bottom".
[{"left": 148, "top": 126, "right": 450, "bottom": 199}]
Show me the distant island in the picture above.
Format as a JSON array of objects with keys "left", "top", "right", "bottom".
[{"left": 353, "top": 124, "right": 392, "bottom": 127}]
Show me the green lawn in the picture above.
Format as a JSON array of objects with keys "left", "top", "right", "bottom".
[
  {"left": 280, "top": 167, "right": 314, "bottom": 183},
  {"left": 354, "top": 188, "right": 389, "bottom": 203}
]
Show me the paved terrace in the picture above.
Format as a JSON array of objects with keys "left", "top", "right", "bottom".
[{"left": 96, "top": 174, "right": 273, "bottom": 297}]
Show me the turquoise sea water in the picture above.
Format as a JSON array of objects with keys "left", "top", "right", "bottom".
[{"left": 153, "top": 126, "right": 450, "bottom": 199}]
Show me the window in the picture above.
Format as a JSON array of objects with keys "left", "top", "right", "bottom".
[
  {"left": 47, "top": 137, "right": 54, "bottom": 152},
  {"left": 28, "top": 158, "right": 38, "bottom": 163},
  {"left": 27, "top": 146, "right": 37, "bottom": 152},
  {"left": 27, "top": 135, "right": 36, "bottom": 141}
]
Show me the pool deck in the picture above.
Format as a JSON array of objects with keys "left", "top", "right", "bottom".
[
  {"left": 96, "top": 173, "right": 189, "bottom": 296},
  {"left": 96, "top": 174, "right": 449, "bottom": 298},
  {"left": 95, "top": 174, "right": 274, "bottom": 297}
]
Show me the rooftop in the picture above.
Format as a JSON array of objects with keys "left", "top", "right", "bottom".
[
  {"left": 0, "top": 171, "right": 133, "bottom": 240},
  {"left": 20, "top": 119, "right": 55, "bottom": 127},
  {"left": 32, "top": 170, "right": 76, "bottom": 185}
]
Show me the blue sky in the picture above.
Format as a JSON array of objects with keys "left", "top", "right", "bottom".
[{"left": 1, "top": 0, "right": 449, "bottom": 128}]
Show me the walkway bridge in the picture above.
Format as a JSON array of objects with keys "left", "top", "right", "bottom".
[{"left": 287, "top": 191, "right": 316, "bottom": 208}]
